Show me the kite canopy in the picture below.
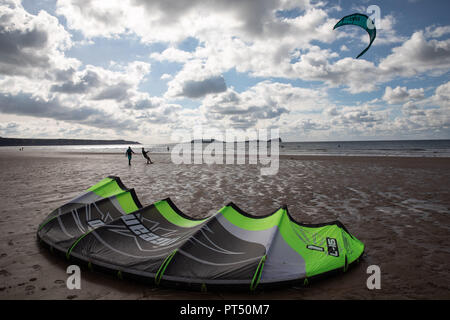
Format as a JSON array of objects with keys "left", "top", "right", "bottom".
[
  {"left": 38, "top": 176, "right": 142, "bottom": 254},
  {"left": 37, "top": 177, "right": 364, "bottom": 291},
  {"left": 333, "top": 13, "right": 377, "bottom": 59}
]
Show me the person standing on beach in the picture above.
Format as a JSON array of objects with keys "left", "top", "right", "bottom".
[
  {"left": 141, "top": 147, "right": 153, "bottom": 164},
  {"left": 125, "top": 146, "right": 135, "bottom": 166}
]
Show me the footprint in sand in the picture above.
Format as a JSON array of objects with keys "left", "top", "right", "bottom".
[
  {"left": 25, "top": 285, "right": 35, "bottom": 295},
  {"left": 32, "top": 264, "right": 41, "bottom": 271},
  {"left": 0, "top": 253, "right": 7, "bottom": 258},
  {"left": 0, "top": 269, "right": 11, "bottom": 277},
  {"left": 67, "top": 295, "right": 77, "bottom": 300},
  {"left": 54, "top": 279, "right": 65, "bottom": 287}
]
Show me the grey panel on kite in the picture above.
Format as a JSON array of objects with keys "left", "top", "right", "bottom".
[
  {"left": 333, "top": 13, "right": 376, "bottom": 58},
  {"left": 37, "top": 176, "right": 142, "bottom": 254},
  {"left": 37, "top": 176, "right": 365, "bottom": 291}
]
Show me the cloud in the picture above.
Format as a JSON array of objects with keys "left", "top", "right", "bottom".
[
  {"left": 292, "top": 52, "right": 379, "bottom": 93},
  {"left": 401, "top": 80, "right": 450, "bottom": 124},
  {"left": 0, "top": 121, "right": 20, "bottom": 136},
  {"left": 383, "top": 86, "right": 425, "bottom": 104},
  {"left": 340, "top": 109, "right": 384, "bottom": 125},
  {"left": 425, "top": 25, "right": 450, "bottom": 38},
  {"left": 0, "top": 0, "right": 77, "bottom": 77},
  {"left": 198, "top": 81, "right": 332, "bottom": 130},
  {"left": 124, "top": 96, "right": 164, "bottom": 110},
  {"left": 178, "top": 76, "right": 227, "bottom": 99},
  {"left": 325, "top": 107, "right": 339, "bottom": 116},
  {"left": 402, "top": 102, "right": 426, "bottom": 116},
  {"left": 135, "top": 104, "right": 183, "bottom": 124},
  {"left": 160, "top": 73, "right": 172, "bottom": 80},
  {"left": 292, "top": 119, "right": 330, "bottom": 132},
  {"left": 372, "top": 14, "right": 407, "bottom": 45},
  {"left": 379, "top": 31, "right": 450, "bottom": 77},
  {"left": 288, "top": 31, "right": 450, "bottom": 93},
  {"left": 92, "top": 83, "right": 131, "bottom": 101},
  {"left": 0, "top": 93, "right": 136, "bottom": 131},
  {"left": 434, "top": 81, "right": 450, "bottom": 105},
  {"left": 56, "top": 0, "right": 314, "bottom": 42},
  {"left": 150, "top": 47, "right": 193, "bottom": 63},
  {"left": 50, "top": 70, "right": 100, "bottom": 94},
  {"left": 56, "top": 0, "right": 338, "bottom": 84}
]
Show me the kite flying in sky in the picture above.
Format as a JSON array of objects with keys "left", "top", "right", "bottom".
[{"left": 333, "top": 13, "right": 377, "bottom": 59}]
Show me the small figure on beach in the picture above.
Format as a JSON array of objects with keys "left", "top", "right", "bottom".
[
  {"left": 125, "top": 146, "right": 135, "bottom": 166},
  {"left": 141, "top": 147, "right": 153, "bottom": 164}
]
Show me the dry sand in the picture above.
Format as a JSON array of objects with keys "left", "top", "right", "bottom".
[{"left": 0, "top": 150, "right": 449, "bottom": 300}]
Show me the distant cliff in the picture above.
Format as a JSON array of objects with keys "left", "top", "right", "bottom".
[
  {"left": 190, "top": 138, "right": 282, "bottom": 143},
  {"left": 0, "top": 137, "right": 141, "bottom": 146}
]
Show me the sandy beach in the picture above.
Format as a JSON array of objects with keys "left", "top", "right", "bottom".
[{"left": 0, "top": 150, "right": 449, "bottom": 300}]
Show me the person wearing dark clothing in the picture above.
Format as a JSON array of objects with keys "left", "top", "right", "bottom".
[
  {"left": 141, "top": 148, "right": 153, "bottom": 164},
  {"left": 125, "top": 146, "right": 135, "bottom": 166}
]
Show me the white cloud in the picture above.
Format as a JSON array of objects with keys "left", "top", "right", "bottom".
[
  {"left": 150, "top": 47, "right": 193, "bottom": 63},
  {"left": 383, "top": 86, "right": 425, "bottom": 104},
  {"left": 425, "top": 25, "right": 450, "bottom": 38},
  {"left": 197, "top": 80, "right": 330, "bottom": 130},
  {"left": 0, "top": 0, "right": 78, "bottom": 77},
  {"left": 372, "top": 15, "right": 407, "bottom": 45},
  {"left": 160, "top": 73, "right": 172, "bottom": 80},
  {"left": 379, "top": 31, "right": 450, "bottom": 77},
  {"left": 56, "top": 0, "right": 314, "bottom": 43}
]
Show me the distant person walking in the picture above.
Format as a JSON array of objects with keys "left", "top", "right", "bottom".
[
  {"left": 125, "top": 146, "right": 135, "bottom": 166},
  {"left": 141, "top": 147, "right": 153, "bottom": 164}
]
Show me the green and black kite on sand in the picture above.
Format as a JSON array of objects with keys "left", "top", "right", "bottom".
[{"left": 37, "top": 176, "right": 364, "bottom": 291}]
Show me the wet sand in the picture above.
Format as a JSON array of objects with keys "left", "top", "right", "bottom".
[{"left": 0, "top": 150, "right": 449, "bottom": 299}]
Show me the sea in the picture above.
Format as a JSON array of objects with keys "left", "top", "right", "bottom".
[{"left": 2, "top": 139, "right": 450, "bottom": 157}]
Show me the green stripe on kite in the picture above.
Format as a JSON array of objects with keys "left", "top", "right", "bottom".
[
  {"left": 155, "top": 249, "right": 178, "bottom": 285},
  {"left": 66, "top": 229, "right": 94, "bottom": 259},
  {"left": 250, "top": 255, "right": 266, "bottom": 291},
  {"left": 88, "top": 177, "right": 125, "bottom": 198},
  {"left": 219, "top": 205, "right": 284, "bottom": 231},
  {"left": 116, "top": 191, "right": 140, "bottom": 214},
  {"left": 154, "top": 200, "right": 207, "bottom": 228}
]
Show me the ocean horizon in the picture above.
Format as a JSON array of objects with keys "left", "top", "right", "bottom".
[{"left": 1, "top": 139, "right": 449, "bottom": 158}]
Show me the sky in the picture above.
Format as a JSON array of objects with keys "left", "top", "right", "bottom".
[{"left": 0, "top": 0, "right": 449, "bottom": 144}]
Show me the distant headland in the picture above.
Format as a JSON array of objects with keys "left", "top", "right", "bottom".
[
  {"left": 190, "top": 138, "right": 282, "bottom": 143},
  {"left": 0, "top": 137, "right": 141, "bottom": 146}
]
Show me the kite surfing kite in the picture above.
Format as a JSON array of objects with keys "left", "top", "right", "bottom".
[
  {"left": 37, "top": 176, "right": 365, "bottom": 291},
  {"left": 333, "top": 13, "right": 377, "bottom": 59}
]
